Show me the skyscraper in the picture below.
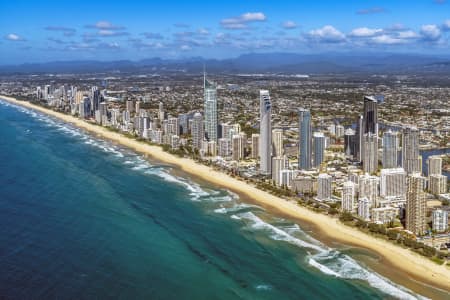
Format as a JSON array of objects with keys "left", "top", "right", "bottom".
[
  {"left": 382, "top": 130, "right": 399, "bottom": 168},
  {"left": 432, "top": 209, "right": 448, "bottom": 233},
  {"left": 363, "top": 96, "right": 378, "bottom": 135},
  {"left": 355, "top": 115, "right": 364, "bottom": 162},
  {"left": 259, "top": 90, "right": 272, "bottom": 175},
  {"left": 192, "top": 112, "right": 204, "bottom": 150},
  {"left": 204, "top": 74, "right": 218, "bottom": 142},
  {"left": 251, "top": 134, "right": 260, "bottom": 159},
  {"left": 402, "top": 126, "right": 420, "bottom": 174},
  {"left": 298, "top": 108, "right": 312, "bottom": 170},
  {"left": 362, "top": 133, "right": 378, "bottom": 174},
  {"left": 342, "top": 181, "right": 356, "bottom": 212},
  {"left": 313, "top": 132, "right": 325, "bottom": 168},
  {"left": 427, "top": 155, "right": 442, "bottom": 176},
  {"left": 406, "top": 173, "right": 427, "bottom": 236},
  {"left": 272, "top": 129, "right": 283, "bottom": 157},
  {"left": 317, "top": 173, "right": 332, "bottom": 201},
  {"left": 380, "top": 168, "right": 406, "bottom": 198},
  {"left": 359, "top": 173, "right": 379, "bottom": 208}
]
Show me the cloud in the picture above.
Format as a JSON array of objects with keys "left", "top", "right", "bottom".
[
  {"left": 142, "top": 32, "right": 164, "bottom": 39},
  {"left": 420, "top": 24, "right": 441, "bottom": 41},
  {"left": 349, "top": 27, "right": 383, "bottom": 37},
  {"left": 174, "top": 23, "right": 190, "bottom": 28},
  {"left": 282, "top": 21, "right": 297, "bottom": 29},
  {"left": 97, "top": 30, "right": 129, "bottom": 37},
  {"left": 434, "top": 0, "right": 447, "bottom": 4},
  {"left": 129, "top": 38, "right": 165, "bottom": 50},
  {"left": 44, "top": 26, "right": 76, "bottom": 36},
  {"left": 198, "top": 28, "right": 209, "bottom": 35},
  {"left": 307, "top": 25, "right": 345, "bottom": 43},
  {"left": 357, "top": 7, "right": 386, "bottom": 15},
  {"left": 86, "top": 21, "right": 125, "bottom": 30},
  {"left": 4, "top": 33, "right": 26, "bottom": 41},
  {"left": 442, "top": 20, "right": 450, "bottom": 30},
  {"left": 48, "top": 37, "right": 67, "bottom": 44},
  {"left": 98, "top": 42, "right": 120, "bottom": 50},
  {"left": 180, "top": 45, "right": 191, "bottom": 51},
  {"left": 220, "top": 12, "right": 266, "bottom": 29},
  {"left": 371, "top": 34, "right": 406, "bottom": 45},
  {"left": 396, "top": 30, "right": 419, "bottom": 39}
]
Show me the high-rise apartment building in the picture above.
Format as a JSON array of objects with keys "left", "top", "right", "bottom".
[
  {"left": 382, "top": 130, "right": 399, "bottom": 168},
  {"left": 406, "top": 173, "right": 427, "bottom": 236},
  {"left": 259, "top": 90, "right": 272, "bottom": 175},
  {"left": 298, "top": 108, "right": 312, "bottom": 170},
  {"left": 402, "top": 126, "right": 421, "bottom": 174},
  {"left": 204, "top": 75, "right": 218, "bottom": 142},
  {"left": 313, "top": 132, "right": 325, "bottom": 168}
]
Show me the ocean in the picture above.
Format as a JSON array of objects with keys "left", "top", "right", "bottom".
[{"left": 0, "top": 99, "right": 432, "bottom": 299}]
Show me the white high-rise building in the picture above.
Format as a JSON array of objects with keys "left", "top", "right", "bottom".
[
  {"left": 362, "top": 133, "right": 378, "bottom": 174},
  {"left": 259, "top": 90, "right": 272, "bottom": 175},
  {"left": 380, "top": 168, "right": 406, "bottom": 198},
  {"left": 317, "top": 174, "right": 332, "bottom": 201},
  {"left": 342, "top": 181, "right": 356, "bottom": 212},
  {"left": 406, "top": 173, "right": 427, "bottom": 236},
  {"left": 232, "top": 133, "right": 246, "bottom": 161},
  {"left": 358, "top": 197, "right": 371, "bottom": 221},
  {"left": 427, "top": 156, "right": 442, "bottom": 176},
  {"left": 429, "top": 174, "right": 447, "bottom": 195},
  {"left": 402, "top": 126, "right": 421, "bottom": 174},
  {"left": 272, "top": 129, "right": 283, "bottom": 157},
  {"left": 251, "top": 134, "right": 260, "bottom": 159},
  {"left": 204, "top": 75, "right": 218, "bottom": 142},
  {"left": 192, "top": 112, "right": 204, "bottom": 150},
  {"left": 218, "top": 138, "right": 231, "bottom": 157},
  {"left": 359, "top": 173, "right": 379, "bottom": 208},
  {"left": 298, "top": 108, "right": 312, "bottom": 170},
  {"left": 432, "top": 209, "right": 448, "bottom": 233},
  {"left": 313, "top": 132, "right": 325, "bottom": 168},
  {"left": 382, "top": 130, "right": 399, "bottom": 168},
  {"left": 272, "top": 156, "right": 287, "bottom": 186}
]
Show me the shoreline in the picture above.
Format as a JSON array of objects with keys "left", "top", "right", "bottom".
[{"left": 2, "top": 96, "right": 449, "bottom": 297}]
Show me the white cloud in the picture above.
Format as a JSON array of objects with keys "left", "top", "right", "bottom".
[
  {"left": 180, "top": 45, "right": 191, "bottom": 51},
  {"left": 420, "top": 24, "right": 441, "bottom": 41},
  {"left": 198, "top": 28, "right": 209, "bottom": 35},
  {"left": 97, "top": 30, "right": 129, "bottom": 37},
  {"left": 282, "top": 21, "right": 297, "bottom": 29},
  {"left": 396, "top": 30, "right": 419, "bottom": 39},
  {"left": 221, "top": 12, "right": 267, "bottom": 29},
  {"left": 442, "top": 20, "right": 450, "bottom": 30},
  {"left": 86, "top": 21, "right": 125, "bottom": 30},
  {"left": 5, "top": 33, "right": 25, "bottom": 41},
  {"left": 349, "top": 27, "right": 383, "bottom": 37},
  {"left": 371, "top": 34, "right": 406, "bottom": 45},
  {"left": 308, "top": 25, "right": 345, "bottom": 43}
]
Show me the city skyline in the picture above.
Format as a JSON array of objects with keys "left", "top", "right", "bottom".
[{"left": 1, "top": 0, "right": 450, "bottom": 64}]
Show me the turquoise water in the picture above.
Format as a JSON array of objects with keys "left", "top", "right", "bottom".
[{"left": 0, "top": 99, "right": 427, "bottom": 299}]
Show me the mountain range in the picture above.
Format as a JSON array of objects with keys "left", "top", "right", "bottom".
[{"left": 1, "top": 52, "right": 450, "bottom": 75}]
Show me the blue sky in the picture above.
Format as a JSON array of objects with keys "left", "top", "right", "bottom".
[{"left": 1, "top": 0, "right": 449, "bottom": 64}]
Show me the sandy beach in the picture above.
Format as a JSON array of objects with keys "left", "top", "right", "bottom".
[{"left": 2, "top": 95, "right": 450, "bottom": 296}]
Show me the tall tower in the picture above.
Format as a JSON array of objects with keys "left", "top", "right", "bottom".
[
  {"left": 298, "top": 108, "right": 312, "bottom": 170},
  {"left": 363, "top": 96, "right": 378, "bottom": 135},
  {"left": 272, "top": 129, "right": 283, "bottom": 157},
  {"left": 313, "top": 132, "right": 325, "bottom": 168},
  {"left": 402, "top": 126, "right": 420, "bottom": 174},
  {"left": 355, "top": 115, "right": 364, "bottom": 162},
  {"left": 382, "top": 130, "right": 399, "bottom": 168},
  {"left": 204, "top": 72, "right": 218, "bottom": 142},
  {"left": 406, "top": 173, "right": 427, "bottom": 236},
  {"left": 192, "top": 112, "right": 204, "bottom": 150},
  {"left": 362, "top": 133, "right": 378, "bottom": 174},
  {"left": 259, "top": 90, "right": 272, "bottom": 175}
]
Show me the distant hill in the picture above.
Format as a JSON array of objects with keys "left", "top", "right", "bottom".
[{"left": 1, "top": 52, "right": 450, "bottom": 75}]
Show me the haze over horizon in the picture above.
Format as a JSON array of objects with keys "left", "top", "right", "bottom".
[{"left": 1, "top": 0, "right": 450, "bottom": 65}]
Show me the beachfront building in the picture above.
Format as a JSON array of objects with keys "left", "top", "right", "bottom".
[
  {"left": 362, "top": 133, "right": 378, "bottom": 174},
  {"left": 358, "top": 197, "right": 371, "bottom": 221},
  {"left": 380, "top": 168, "right": 406, "bottom": 199},
  {"left": 272, "top": 129, "right": 284, "bottom": 157},
  {"left": 359, "top": 173, "right": 379, "bottom": 208},
  {"left": 317, "top": 174, "right": 332, "bottom": 201},
  {"left": 382, "top": 130, "right": 399, "bottom": 168},
  {"left": 371, "top": 207, "right": 397, "bottom": 224},
  {"left": 272, "top": 156, "right": 287, "bottom": 186},
  {"left": 231, "top": 133, "right": 246, "bottom": 161},
  {"left": 298, "top": 108, "right": 312, "bottom": 170},
  {"left": 191, "top": 112, "right": 204, "bottom": 150},
  {"left": 313, "top": 132, "right": 325, "bottom": 168},
  {"left": 402, "top": 126, "right": 421, "bottom": 174},
  {"left": 341, "top": 181, "right": 356, "bottom": 212},
  {"left": 432, "top": 209, "right": 449, "bottom": 233},
  {"left": 204, "top": 75, "right": 218, "bottom": 142},
  {"left": 251, "top": 134, "right": 260, "bottom": 159},
  {"left": 259, "top": 90, "right": 272, "bottom": 175},
  {"left": 406, "top": 173, "right": 427, "bottom": 236}
]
